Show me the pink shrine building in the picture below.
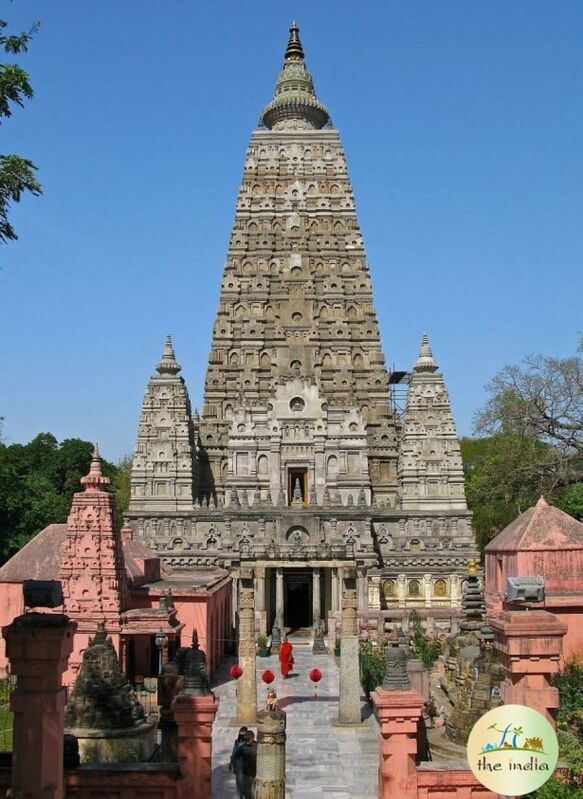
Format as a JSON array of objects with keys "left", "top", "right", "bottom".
[
  {"left": 485, "top": 495, "right": 583, "bottom": 659},
  {"left": 0, "top": 448, "right": 231, "bottom": 684}
]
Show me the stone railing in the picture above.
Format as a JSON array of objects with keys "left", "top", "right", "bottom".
[{"left": 240, "top": 542, "right": 355, "bottom": 561}]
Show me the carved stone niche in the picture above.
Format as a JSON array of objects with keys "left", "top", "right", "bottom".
[{"left": 286, "top": 526, "right": 309, "bottom": 546}]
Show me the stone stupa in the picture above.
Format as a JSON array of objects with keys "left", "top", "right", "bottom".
[{"left": 64, "top": 623, "right": 157, "bottom": 763}]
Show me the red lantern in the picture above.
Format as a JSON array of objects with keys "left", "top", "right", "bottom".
[
  {"left": 230, "top": 664, "right": 243, "bottom": 680},
  {"left": 309, "top": 667, "right": 323, "bottom": 699},
  {"left": 261, "top": 669, "right": 275, "bottom": 685}
]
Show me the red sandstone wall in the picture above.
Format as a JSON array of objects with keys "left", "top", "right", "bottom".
[
  {"left": 417, "top": 768, "right": 497, "bottom": 797},
  {"left": 65, "top": 765, "right": 179, "bottom": 798},
  {"left": 0, "top": 583, "right": 24, "bottom": 674}
]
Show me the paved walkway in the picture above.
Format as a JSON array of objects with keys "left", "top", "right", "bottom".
[{"left": 212, "top": 644, "right": 379, "bottom": 798}]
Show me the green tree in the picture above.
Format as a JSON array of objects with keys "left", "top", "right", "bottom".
[
  {"left": 1, "top": 11, "right": 42, "bottom": 243},
  {"left": 529, "top": 659, "right": 583, "bottom": 798},
  {"left": 108, "top": 453, "right": 132, "bottom": 522},
  {"left": 460, "top": 435, "right": 557, "bottom": 552},
  {"left": 476, "top": 343, "right": 583, "bottom": 483},
  {"left": 0, "top": 433, "right": 123, "bottom": 563}
]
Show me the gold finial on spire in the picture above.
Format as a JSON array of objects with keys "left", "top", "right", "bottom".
[
  {"left": 467, "top": 558, "right": 478, "bottom": 575},
  {"left": 285, "top": 20, "right": 304, "bottom": 61}
]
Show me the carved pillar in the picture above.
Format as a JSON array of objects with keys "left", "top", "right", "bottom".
[
  {"left": 4, "top": 613, "right": 76, "bottom": 799},
  {"left": 173, "top": 691, "right": 219, "bottom": 799},
  {"left": 490, "top": 610, "right": 567, "bottom": 725},
  {"left": 338, "top": 588, "right": 361, "bottom": 724},
  {"left": 312, "top": 568, "right": 321, "bottom": 627},
  {"left": 331, "top": 568, "right": 339, "bottom": 612},
  {"left": 371, "top": 687, "right": 424, "bottom": 799},
  {"left": 397, "top": 574, "right": 406, "bottom": 608},
  {"left": 275, "top": 567, "right": 284, "bottom": 626},
  {"left": 255, "top": 567, "right": 266, "bottom": 613},
  {"left": 357, "top": 569, "right": 368, "bottom": 610},
  {"left": 450, "top": 575, "right": 460, "bottom": 608},
  {"left": 237, "top": 579, "right": 257, "bottom": 724},
  {"left": 254, "top": 709, "right": 287, "bottom": 799},
  {"left": 368, "top": 574, "right": 381, "bottom": 611},
  {"left": 423, "top": 573, "right": 432, "bottom": 608}
]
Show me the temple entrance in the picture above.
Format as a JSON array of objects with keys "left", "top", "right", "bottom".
[{"left": 284, "top": 569, "right": 312, "bottom": 631}]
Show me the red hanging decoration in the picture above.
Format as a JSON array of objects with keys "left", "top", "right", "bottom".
[
  {"left": 230, "top": 664, "right": 243, "bottom": 680},
  {"left": 261, "top": 669, "right": 275, "bottom": 685},
  {"left": 309, "top": 667, "right": 323, "bottom": 699}
]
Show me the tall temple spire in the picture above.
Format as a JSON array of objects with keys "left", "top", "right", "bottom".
[
  {"left": 398, "top": 336, "right": 470, "bottom": 513},
  {"left": 156, "top": 334, "right": 181, "bottom": 376},
  {"left": 128, "top": 336, "right": 196, "bottom": 517},
  {"left": 261, "top": 21, "right": 329, "bottom": 130}
]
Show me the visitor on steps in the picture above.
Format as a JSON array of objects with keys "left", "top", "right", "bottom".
[
  {"left": 240, "top": 729, "right": 257, "bottom": 799},
  {"left": 229, "top": 726, "right": 248, "bottom": 798},
  {"left": 279, "top": 635, "right": 294, "bottom": 678}
]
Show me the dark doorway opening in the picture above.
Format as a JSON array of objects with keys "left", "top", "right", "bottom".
[{"left": 284, "top": 570, "right": 312, "bottom": 631}]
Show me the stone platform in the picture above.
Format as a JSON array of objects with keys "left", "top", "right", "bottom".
[{"left": 212, "top": 646, "right": 378, "bottom": 798}]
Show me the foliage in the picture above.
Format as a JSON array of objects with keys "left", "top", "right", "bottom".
[
  {"left": 552, "top": 658, "right": 583, "bottom": 732},
  {"left": 0, "top": 13, "right": 42, "bottom": 243},
  {"left": 460, "top": 435, "right": 558, "bottom": 552},
  {"left": 409, "top": 610, "right": 442, "bottom": 670},
  {"left": 0, "top": 433, "right": 126, "bottom": 563},
  {"left": 109, "top": 453, "right": 132, "bottom": 522},
  {"left": 476, "top": 345, "right": 583, "bottom": 456},
  {"left": 556, "top": 483, "right": 583, "bottom": 522},
  {"left": 465, "top": 342, "right": 583, "bottom": 551},
  {"left": 528, "top": 658, "right": 583, "bottom": 797},
  {"left": 358, "top": 638, "right": 387, "bottom": 698}
]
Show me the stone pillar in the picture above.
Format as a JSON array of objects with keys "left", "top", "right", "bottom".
[
  {"left": 371, "top": 687, "right": 424, "bottom": 799},
  {"left": 450, "top": 575, "right": 460, "bottom": 608},
  {"left": 237, "top": 579, "right": 257, "bottom": 724},
  {"left": 4, "top": 613, "right": 76, "bottom": 799},
  {"left": 338, "top": 588, "right": 361, "bottom": 724},
  {"left": 397, "top": 573, "right": 406, "bottom": 608},
  {"left": 275, "top": 568, "right": 284, "bottom": 626},
  {"left": 377, "top": 613, "right": 386, "bottom": 643},
  {"left": 172, "top": 691, "right": 219, "bottom": 799},
  {"left": 368, "top": 573, "right": 381, "bottom": 611},
  {"left": 312, "top": 568, "right": 321, "bottom": 627},
  {"left": 331, "top": 568, "right": 339, "bottom": 612},
  {"left": 357, "top": 569, "right": 368, "bottom": 610},
  {"left": 255, "top": 567, "right": 266, "bottom": 613},
  {"left": 490, "top": 609, "right": 567, "bottom": 725},
  {"left": 254, "top": 709, "right": 286, "bottom": 799},
  {"left": 423, "top": 573, "right": 432, "bottom": 608}
]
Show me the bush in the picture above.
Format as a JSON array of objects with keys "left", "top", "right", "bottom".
[
  {"left": 409, "top": 611, "right": 442, "bottom": 670},
  {"left": 359, "top": 639, "right": 387, "bottom": 698}
]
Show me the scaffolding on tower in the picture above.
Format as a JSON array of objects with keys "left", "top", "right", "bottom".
[{"left": 388, "top": 368, "right": 410, "bottom": 419}]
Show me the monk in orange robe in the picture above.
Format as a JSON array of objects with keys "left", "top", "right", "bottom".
[{"left": 279, "top": 636, "right": 294, "bottom": 678}]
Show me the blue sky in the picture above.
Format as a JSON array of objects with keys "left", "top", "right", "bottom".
[{"left": 1, "top": 1, "right": 582, "bottom": 462}]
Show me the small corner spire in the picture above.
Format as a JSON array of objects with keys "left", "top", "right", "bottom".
[
  {"left": 285, "top": 20, "right": 304, "bottom": 62},
  {"left": 156, "top": 334, "right": 182, "bottom": 376},
  {"left": 81, "top": 443, "right": 110, "bottom": 491},
  {"left": 413, "top": 333, "right": 439, "bottom": 373}
]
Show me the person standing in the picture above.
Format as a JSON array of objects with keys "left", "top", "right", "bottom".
[
  {"left": 279, "top": 635, "right": 294, "bottom": 678},
  {"left": 229, "top": 726, "right": 248, "bottom": 798},
  {"left": 239, "top": 729, "right": 257, "bottom": 799}
]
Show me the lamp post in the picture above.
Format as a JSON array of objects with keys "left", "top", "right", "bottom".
[{"left": 155, "top": 628, "right": 167, "bottom": 675}]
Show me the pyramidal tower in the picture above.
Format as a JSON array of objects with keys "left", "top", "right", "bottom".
[{"left": 128, "top": 24, "right": 477, "bottom": 628}]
